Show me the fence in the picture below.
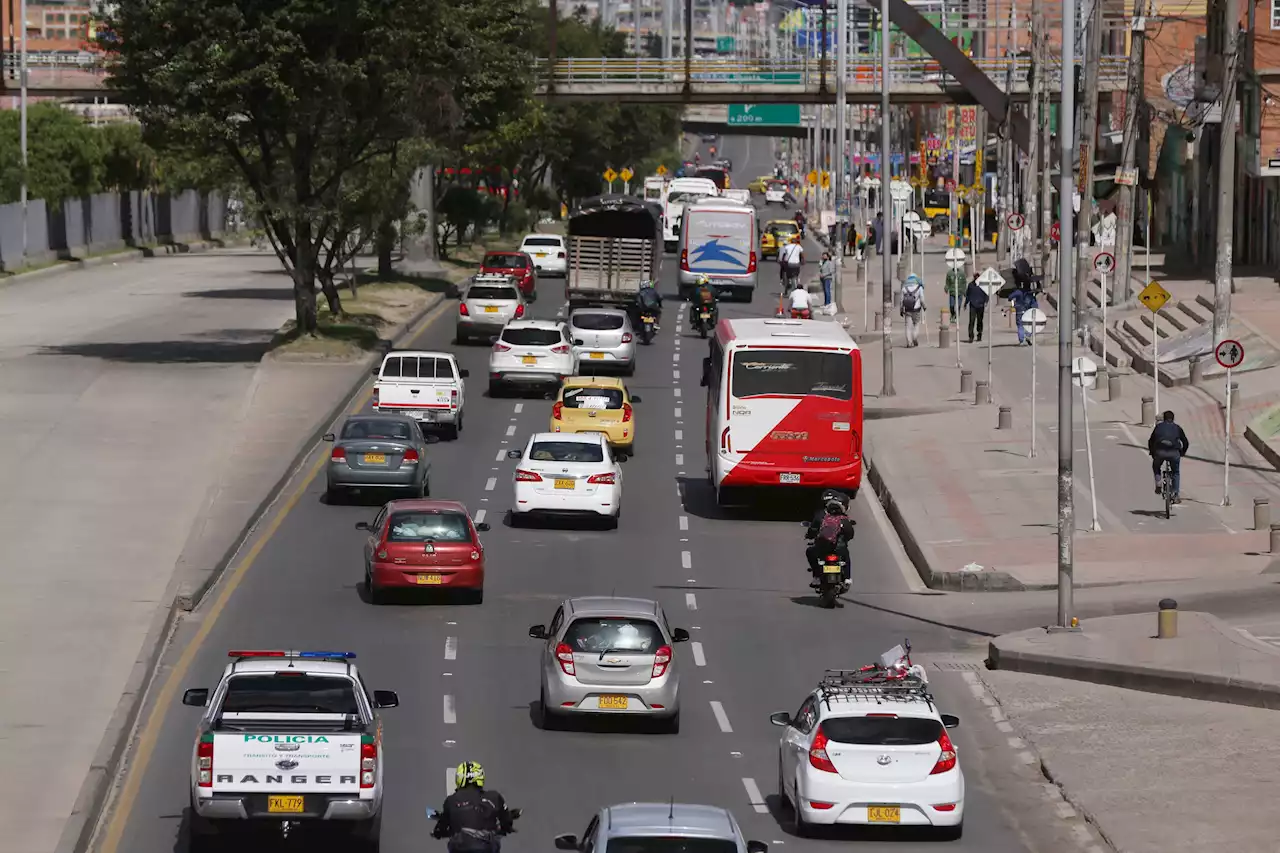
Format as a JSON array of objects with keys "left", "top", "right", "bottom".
[{"left": 0, "top": 189, "right": 229, "bottom": 272}]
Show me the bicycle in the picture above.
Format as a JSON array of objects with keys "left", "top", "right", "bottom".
[{"left": 1159, "top": 458, "right": 1174, "bottom": 519}]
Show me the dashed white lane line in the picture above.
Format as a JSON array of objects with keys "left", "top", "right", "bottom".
[
  {"left": 505, "top": 424, "right": 517, "bottom": 436},
  {"left": 674, "top": 407, "right": 682, "bottom": 418},
  {"left": 685, "top": 592, "right": 697, "bottom": 609},
  {"left": 494, "top": 449, "right": 506, "bottom": 462},
  {"left": 675, "top": 429, "right": 683, "bottom": 440},
  {"left": 444, "top": 637, "right": 458, "bottom": 660},
  {"left": 691, "top": 641, "right": 707, "bottom": 666},
  {"left": 514, "top": 403, "right": 523, "bottom": 413},
  {"left": 679, "top": 515, "right": 689, "bottom": 530},
  {"left": 710, "top": 700, "right": 733, "bottom": 732},
  {"left": 681, "top": 551, "right": 692, "bottom": 569},
  {"left": 443, "top": 695, "right": 457, "bottom": 725},
  {"left": 673, "top": 388, "right": 681, "bottom": 398},
  {"left": 474, "top": 509, "right": 487, "bottom": 525},
  {"left": 484, "top": 477, "right": 497, "bottom": 491},
  {"left": 742, "top": 778, "right": 768, "bottom": 813},
  {"left": 675, "top": 453, "right": 684, "bottom": 466},
  {"left": 673, "top": 369, "right": 680, "bottom": 380}
]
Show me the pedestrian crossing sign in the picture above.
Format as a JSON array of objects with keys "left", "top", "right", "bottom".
[{"left": 1139, "top": 281, "right": 1171, "bottom": 313}]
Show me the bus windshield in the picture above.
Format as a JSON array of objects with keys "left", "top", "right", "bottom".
[{"left": 731, "top": 350, "right": 853, "bottom": 400}]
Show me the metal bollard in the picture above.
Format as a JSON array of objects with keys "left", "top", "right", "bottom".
[
  {"left": 1096, "top": 366, "right": 1109, "bottom": 397},
  {"left": 975, "top": 380, "right": 991, "bottom": 405},
  {"left": 873, "top": 311, "right": 882, "bottom": 331},
  {"left": 940, "top": 308, "right": 949, "bottom": 329},
  {"left": 960, "top": 370, "right": 974, "bottom": 394},
  {"left": 1229, "top": 382, "right": 1241, "bottom": 413},
  {"left": 1254, "top": 498, "right": 1271, "bottom": 532},
  {"left": 939, "top": 324, "right": 952, "bottom": 348},
  {"left": 1272, "top": 523, "right": 1280, "bottom": 555},
  {"left": 1109, "top": 371, "right": 1122, "bottom": 400},
  {"left": 1141, "top": 396, "right": 1155, "bottom": 426},
  {"left": 997, "top": 405, "right": 1012, "bottom": 429},
  {"left": 1157, "top": 599, "right": 1178, "bottom": 639},
  {"left": 1189, "top": 355, "right": 1205, "bottom": 385}
]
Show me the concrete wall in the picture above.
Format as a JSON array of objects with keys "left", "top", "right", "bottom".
[{"left": 0, "top": 189, "right": 228, "bottom": 273}]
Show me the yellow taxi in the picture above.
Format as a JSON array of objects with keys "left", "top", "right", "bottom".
[
  {"left": 747, "top": 175, "right": 772, "bottom": 193},
  {"left": 760, "top": 219, "right": 801, "bottom": 259},
  {"left": 550, "top": 377, "right": 641, "bottom": 457}
]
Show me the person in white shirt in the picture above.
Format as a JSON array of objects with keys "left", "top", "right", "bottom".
[
  {"left": 778, "top": 238, "right": 803, "bottom": 288},
  {"left": 789, "top": 282, "right": 813, "bottom": 316}
]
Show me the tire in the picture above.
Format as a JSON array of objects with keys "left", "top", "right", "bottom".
[
  {"left": 604, "top": 513, "right": 620, "bottom": 530},
  {"left": 715, "top": 485, "right": 737, "bottom": 508},
  {"left": 467, "top": 588, "right": 484, "bottom": 605},
  {"left": 367, "top": 566, "right": 386, "bottom": 605},
  {"left": 622, "top": 362, "right": 635, "bottom": 376},
  {"left": 658, "top": 710, "right": 680, "bottom": 734},
  {"left": 537, "top": 688, "right": 561, "bottom": 730},
  {"left": 348, "top": 811, "right": 382, "bottom": 851},
  {"left": 325, "top": 485, "right": 344, "bottom": 505},
  {"left": 444, "top": 422, "right": 460, "bottom": 441},
  {"left": 488, "top": 381, "right": 503, "bottom": 398},
  {"left": 699, "top": 325, "right": 707, "bottom": 339},
  {"left": 789, "top": 780, "right": 810, "bottom": 838},
  {"left": 937, "top": 821, "right": 964, "bottom": 841},
  {"left": 742, "top": 288, "right": 754, "bottom": 304},
  {"left": 187, "top": 796, "right": 219, "bottom": 852},
  {"left": 419, "top": 477, "right": 431, "bottom": 498}
]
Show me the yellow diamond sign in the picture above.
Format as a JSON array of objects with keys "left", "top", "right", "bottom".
[
  {"left": 655, "top": 164, "right": 668, "bottom": 176},
  {"left": 620, "top": 167, "right": 634, "bottom": 182},
  {"left": 603, "top": 168, "right": 618, "bottom": 183},
  {"left": 819, "top": 171, "right": 830, "bottom": 189},
  {"left": 807, "top": 170, "right": 818, "bottom": 186},
  {"left": 1139, "top": 281, "right": 1171, "bottom": 313}
]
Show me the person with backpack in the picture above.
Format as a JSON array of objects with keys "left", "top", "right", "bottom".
[
  {"left": 1147, "top": 410, "right": 1190, "bottom": 503},
  {"left": 944, "top": 265, "right": 966, "bottom": 326},
  {"left": 805, "top": 490, "right": 857, "bottom": 591},
  {"left": 964, "top": 274, "right": 988, "bottom": 342},
  {"left": 1010, "top": 284, "right": 1039, "bottom": 345},
  {"left": 900, "top": 273, "right": 925, "bottom": 347}
]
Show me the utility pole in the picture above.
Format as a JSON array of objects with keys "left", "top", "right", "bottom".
[
  {"left": 880, "top": 0, "right": 895, "bottom": 396},
  {"left": 1056, "top": 0, "right": 1078, "bottom": 630},
  {"left": 1023, "top": 0, "right": 1042, "bottom": 263},
  {"left": 1000, "top": 59, "right": 1015, "bottom": 266},
  {"left": 1074, "top": 0, "right": 1103, "bottom": 326},
  {"left": 19, "top": 0, "right": 28, "bottom": 262},
  {"left": 835, "top": 0, "right": 848, "bottom": 307},
  {"left": 1039, "top": 42, "right": 1052, "bottom": 285},
  {"left": 663, "top": 0, "right": 673, "bottom": 59},
  {"left": 1213, "top": 0, "right": 1239, "bottom": 346},
  {"left": 1114, "top": 5, "right": 1147, "bottom": 304}
]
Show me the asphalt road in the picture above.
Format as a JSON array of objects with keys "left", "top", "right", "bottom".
[{"left": 95, "top": 138, "right": 1081, "bottom": 853}]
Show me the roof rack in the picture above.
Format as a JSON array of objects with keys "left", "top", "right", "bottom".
[{"left": 816, "top": 669, "right": 934, "bottom": 709}]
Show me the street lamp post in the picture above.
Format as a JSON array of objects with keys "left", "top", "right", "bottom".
[
  {"left": 879, "top": 0, "right": 893, "bottom": 396},
  {"left": 834, "top": 0, "right": 847, "bottom": 310},
  {"left": 20, "top": 0, "right": 29, "bottom": 262}
]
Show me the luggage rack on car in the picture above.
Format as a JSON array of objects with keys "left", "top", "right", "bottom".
[{"left": 816, "top": 668, "right": 935, "bottom": 709}]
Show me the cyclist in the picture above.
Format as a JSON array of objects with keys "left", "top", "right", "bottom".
[
  {"left": 1147, "top": 410, "right": 1189, "bottom": 503},
  {"left": 778, "top": 235, "right": 803, "bottom": 289}
]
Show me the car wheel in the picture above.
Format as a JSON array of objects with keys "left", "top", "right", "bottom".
[
  {"left": 623, "top": 362, "right": 635, "bottom": 376},
  {"left": 537, "top": 688, "right": 560, "bottom": 730},
  {"left": 937, "top": 821, "right": 963, "bottom": 841},
  {"left": 604, "top": 513, "right": 620, "bottom": 530},
  {"left": 790, "top": 780, "right": 810, "bottom": 837},
  {"left": 715, "top": 485, "right": 736, "bottom": 508},
  {"left": 467, "top": 587, "right": 484, "bottom": 605},
  {"left": 348, "top": 812, "right": 382, "bottom": 851},
  {"left": 367, "top": 572, "right": 386, "bottom": 605},
  {"left": 419, "top": 478, "right": 431, "bottom": 498},
  {"left": 488, "top": 382, "right": 503, "bottom": 398},
  {"left": 325, "top": 485, "right": 344, "bottom": 505},
  {"left": 658, "top": 710, "right": 680, "bottom": 734},
  {"left": 444, "top": 422, "right": 460, "bottom": 441}
]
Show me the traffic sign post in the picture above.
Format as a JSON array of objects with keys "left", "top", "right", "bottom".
[
  {"left": 603, "top": 168, "right": 618, "bottom": 192},
  {"left": 1007, "top": 213, "right": 1026, "bottom": 231},
  {"left": 1023, "top": 307, "right": 1048, "bottom": 458},
  {"left": 978, "top": 266, "right": 1005, "bottom": 392},
  {"left": 1072, "top": 355, "right": 1102, "bottom": 532},
  {"left": 1216, "top": 339, "right": 1245, "bottom": 506},
  {"left": 655, "top": 164, "right": 668, "bottom": 177},
  {"left": 902, "top": 211, "right": 920, "bottom": 279},
  {"left": 620, "top": 167, "right": 633, "bottom": 195},
  {"left": 1094, "top": 252, "right": 1115, "bottom": 367},
  {"left": 1139, "top": 281, "right": 1171, "bottom": 413}
]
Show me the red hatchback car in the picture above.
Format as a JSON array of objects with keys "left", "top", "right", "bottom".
[
  {"left": 357, "top": 499, "right": 490, "bottom": 604},
  {"left": 480, "top": 251, "right": 536, "bottom": 299}
]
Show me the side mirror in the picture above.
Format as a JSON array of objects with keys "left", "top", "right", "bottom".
[
  {"left": 941, "top": 714, "right": 960, "bottom": 729},
  {"left": 574, "top": 339, "right": 585, "bottom": 346},
  {"left": 769, "top": 711, "right": 792, "bottom": 727},
  {"left": 372, "top": 689, "right": 399, "bottom": 709},
  {"left": 507, "top": 449, "right": 522, "bottom": 460},
  {"left": 322, "top": 433, "right": 335, "bottom": 442},
  {"left": 630, "top": 395, "right": 642, "bottom": 403},
  {"left": 747, "top": 842, "right": 769, "bottom": 853},
  {"left": 425, "top": 807, "right": 441, "bottom": 820},
  {"left": 554, "top": 834, "right": 579, "bottom": 850},
  {"left": 672, "top": 628, "right": 691, "bottom": 642},
  {"left": 529, "top": 625, "right": 547, "bottom": 640},
  {"left": 700, "top": 357, "right": 711, "bottom": 387},
  {"left": 182, "top": 688, "right": 209, "bottom": 707},
  {"left": 475, "top": 521, "right": 491, "bottom": 532},
  {"left": 355, "top": 521, "right": 371, "bottom": 531}
]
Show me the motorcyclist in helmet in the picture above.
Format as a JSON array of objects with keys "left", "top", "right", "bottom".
[
  {"left": 634, "top": 280, "right": 663, "bottom": 330},
  {"left": 431, "top": 762, "right": 515, "bottom": 853},
  {"left": 689, "top": 274, "right": 718, "bottom": 327},
  {"left": 794, "top": 209, "right": 807, "bottom": 238},
  {"left": 804, "top": 490, "right": 856, "bottom": 592}
]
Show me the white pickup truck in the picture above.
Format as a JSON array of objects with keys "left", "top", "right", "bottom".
[
  {"left": 372, "top": 350, "right": 467, "bottom": 440},
  {"left": 182, "top": 650, "right": 399, "bottom": 852}
]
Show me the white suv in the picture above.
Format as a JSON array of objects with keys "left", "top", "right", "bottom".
[
  {"left": 770, "top": 672, "right": 964, "bottom": 839},
  {"left": 488, "top": 320, "right": 578, "bottom": 397},
  {"left": 458, "top": 274, "right": 525, "bottom": 344}
]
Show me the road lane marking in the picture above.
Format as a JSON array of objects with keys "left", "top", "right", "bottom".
[
  {"left": 675, "top": 454, "right": 684, "bottom": 466},
  {"left": 673, "top": 388, "right": 681, "bottom": 398},
  {"left": 674, "top": 407, "right": 682, "bottom": 418},
  {"left": 485, "top": 477, "right": 497, "bottom": 491},
  {"left": 681, "top": 551, "right": 692, "bottom": 569},
  {"left": 514, "top": 403, "right": 523, "bottom": 413},
  {"left": 673, "top": 353, "right": 680, "bottom": 362},
  {"left": 675, "top": 429, "right": 683, "bottom": 440},
  {"left": 685, "top": 592, "right": 697, "bottom": 609},
  {"left": 446, "top": 767, "right": 456, "bottom": 797},
  {"left": 742, "top": 778, "right": 768, "bottom": 813},
  {"left": 474, "top": 509, "right": 487, "bottom": 525},
  {"left": 495, "top": 449, "right": 506, "bottom": 462},
  {"left": 679, "top": 516, "right": 688, "bottom": 530},
  {"left": 443, "top": 695, "right": 457, "bottom": 724},
  {"left": 710, "top": 700, "right": 732, "bottom": 732},
  {"left": 505, "top": 424, "right": 517, "bottom": 436},
  {"left": 444, "top": 637, "right": 458, "bottom": 660},
  {"left": 691, "top": 642, "right": 707, "bottom": 666},
  {"left": 673, "top": 369, "right": 680, "bottom": 380}
]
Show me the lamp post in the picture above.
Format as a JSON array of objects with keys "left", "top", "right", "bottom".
[{"left": 20, "top": 0, "right": 29, "bottom": 261}]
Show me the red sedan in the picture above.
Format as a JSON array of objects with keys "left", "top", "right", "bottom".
[
  {"left": 479, "top": 251, "right": 536, "bottom": 299},
  {"left": 357, "top": 499, "right": 490, "bottom": 604}
]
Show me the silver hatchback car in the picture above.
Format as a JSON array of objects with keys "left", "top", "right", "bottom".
[
  {"left": 568, "top": 308, "right": 636, "bottom": 375},
  {"left": 555, "top": 803, "right": 769, "bottom": 853},
  {"left": 529, "top": 597, "right": 689, "bottom": 732},
  {"left": 323, "top": 414, "right": 431, "bottom": 503}
]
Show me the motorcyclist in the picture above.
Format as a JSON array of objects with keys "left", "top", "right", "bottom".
[
  {"left": 805, "top": 490, "right": 856, "bottom": 591},
  {"left": 634, "top": 280, "right": 663, "bottom": 331},
  {"left": 689, "top": 275, "right": 718, "bottom": 327},
  {"left": 793, "top": 209, "right": 807, "bottom": 239},
  {"left": 1148, "top": 410, "right": 1189, "bottom": 503},
  {"left": 431, "top": 762, "right": 515, "bottom": 853}
]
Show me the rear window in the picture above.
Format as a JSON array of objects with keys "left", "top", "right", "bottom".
[
  {"left": 381, "top": 355, "right": 456, "bottom": 380},
  {"left": 468, "top": 285, "right": 519, "bottom": 300},
  {"left": 562, "top": 618, "right": 664, "bottom": 653},
  {"left": 821, "top": 716, "right": 943, "bottom": 745},
  {"left": 770, "top": 223, "right": 798, "bottom": 235},
  {"left": 221, "top": 675, "right": 359, "bottom": 715},
  {"left": 341, "top": 419, "right": 414, "bottom": 441},
  {"left": 387, "top": 511, "right": 470, "bottom": 542},
  {"left": 606, "top": 840, "right": 737, "bottom": 853},
  {"left": 572, "top": 313, "right": 625, "bottom": 331},
  {"left": 667, "top": 191, "right": 711, "bottom": 205},
  {"left": 731, "top": 350, "right": 853, "bottom": 400},
  {"left": 501, "top": 327, "right": 563, "bottom": 347},
  {"left": 485, "top": 253, "right": 527, "bottom": 268},
  {"left": 528, "top": 441, "right": 604, "bottom": 463},
  {"left": 563, "top": 387, "right": 624, "bottom": 410},
  {"left": 522, "top": 237, "right": 561, "bottom": 247}
]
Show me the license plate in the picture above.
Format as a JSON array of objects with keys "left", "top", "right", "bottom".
[
  {"left": 484, "top": 306, "right": 499, "bottom": 313},
  {"left": 867, "top": 805, "right": 900, "bottom": 823},
  {"left": 535, "top": 252, "right": 547, "bottom": 258},
  {"left": 554, "top": 478, "right": 575, "bottom": 490},
  {"left": 268, "top": 795, "right": 304, "bottom": 814},
  {"left": 598, "top": 695, "right": 628, "bottom": 710},
  {"left": 415, "top": 574, "right": 443, "bottom": 585},
  {"left": 589, "top": 352, "right": 604, "bottom": 359},
  {"left": 522, "top": 356, "right": 537, "bottom": 365},
  {"left": 779, "top": 472, "right": 801, "bottom": 484},
  {"left": 823, "top": 563, "right": 842, "bottom": 574},
  {"left": 700, "top": 312, "right": 710, "bottom": 319},
  {"left": 641, "top": 316, "right": 655, "bottom": 323},
  {"left": 363, "top": 453, "right": 386, "bottom": 464}
]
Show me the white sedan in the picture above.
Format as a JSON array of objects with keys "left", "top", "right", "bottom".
[
  {"left": 519, "top": 234, "right": 567, "bottom": 276},
  {"left": 507, "top": 433, "right": 623, "bottom": 528}
]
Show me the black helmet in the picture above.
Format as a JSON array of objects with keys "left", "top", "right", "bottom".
[{"left": 821, "top": 489, "right": 848, "bottom": 513}]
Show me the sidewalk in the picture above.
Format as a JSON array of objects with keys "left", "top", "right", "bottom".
[{"left": 840, "top": 239, "right": 1280, "bottom": 591}]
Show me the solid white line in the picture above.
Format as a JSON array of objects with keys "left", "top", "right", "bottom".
[
  {"left": 742, "top": 778, "right": 768, "bottom": 813},
  {"left": 514, "top": 403, "right": 524, "bottom": 413},
  {"left": 674, "top": 407, "right": 682, "bottom": 418},
  {"left": 474, "top": 509, "right": 487, "bottom": 525},
  {"left": 495, "top": 449, "right": 506, "bottom": 462},
  {"left": 673, "top": 388, "right": 681, "bottom": 398},
  {"left": 675, "top": 429, "right": 683, "bottom": 440},
  {"left": 443, "top": 695, "right": 457, "bottom": 725},
  {"left": 692, "top": 641, "right": 707, "bottom": 666},
  {"left": 685, "top": 591, "right": 697, "bottom": 609},
  {"left": 710, "top": 700, "right": 733, "bottom": 732},
  {"left": 444, "top": 637, "right": 458, "bottom": 660},
  {"left": 505, "top": 425, "right": 517, "bottom": 436},
  {"left": 675, "top": 453, "right": 684, "bottom": 466},
  {"left": 446, "top": 767, "right": 456, "bottom": 798},
  {"left": 484, "top": 478, "right": 497, "bottom": 491},
  {"left": 679, "top": 515, "right": 689, "bottom": 530},
  {"left": 681, "top": 551, "right": 692, "bottom": 569}
]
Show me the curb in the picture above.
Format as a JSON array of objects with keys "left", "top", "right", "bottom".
[
  {"left": 58, "top": 287, "right": 452, "bottom": 853},
  {"left": 0, "top": 235, "right": 255, "bottom": 288}
]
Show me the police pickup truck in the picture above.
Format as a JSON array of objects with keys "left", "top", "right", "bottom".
[{"left": 181, "top": 650, "right": 399, "bottom": 851}]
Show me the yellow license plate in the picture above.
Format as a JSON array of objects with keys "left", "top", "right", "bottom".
[
  {"left": 867, "top": 805, "right": 900, "bottom": 823},
  {"left": 554, "top": 478, "right": 575, "bottom": 490},
  {"left": 589, "top": 352, "right": 604, "bottom": 359},
  {"left": 598, "top": 695, "right": 628, "bottom": 710},
  {"left": 535, "top": 252, "right": 547, "bottom": 258},
  {"left": 415, "top": 574, "right": 443, "bottom": 585},
  {"left": 363, "top": 453, "right": 386, "bottom": 464},
  {"left": 641, "top": 316, "right": 655, "bottom": 323},
  {"left": 823, "top": 563, "right": 842, "bottom": 574},
  {"left": 268, "top": 795, "right": 305, "bottom": 813},
  {"left": 700, "top": 312, "right": 711, "bottom": 318},
  {"left": 522, "top": 356, "right": 537, "bottom": 365},
  {"left": 484, "top": 306, "right": 499, "bottom": 313}
]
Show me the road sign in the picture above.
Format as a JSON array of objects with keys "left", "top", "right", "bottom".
[
  {"left": 806, "top": 170, "right": 818, "bottom": 186},
  {"left": 903, "top": 210, "right": 920, "bottom": 224},
  {"left": 603, "top": 168, "right": 618, "bottom": 183},
  {"left": 1006, "top": 213, "right": 1026, "bottom": 231},
  {"left": 1022, "top": 308, "right": 1048, "bottom": 334},
  {"left": 1139, "top": 280, "right": 1171, "bottom": 313},
  {"left": 619, "top": 167, "right": 634, "bottom": 182},
  {"left": 1071, "top": 355, "right": 1099, "bottom": 389},
  {"left": 890, "top": 183, "right": 913, "bottom": 202},
  {"left": 944, "top": 248, "right": 966, "bottom": 270},
  {"left": 655, "top": 164, "right": 668, "bottom": 176},
  {"left": 1050, "top": 222, "right": 1060, "bottom": 242},
  {"left": 911, "top": 221, "right": 931, "bottom": 236},
  {"left": 1114, "top": 168, "right": 1139, "bottom": 186},
  {"left": 945, "top": 179, "right": 956, "bottom": 192},
  {"left": 716, "top": 35, "right": 736, "bottom": 53},
  {"left": 726, "top": 104, "right": 802, "bottom": 127},
  {"left": 977, "top": 266, "right": 1005, "bottom": 297},
  {"left": 819, "top": 171, "right": 830, "bottom": 189},
  {"left": 1215, "top": 339, "right": 1245, "bottom": 370},
  {"left": 1093, "top": 251, "right": 1115, "bottom": 274}
]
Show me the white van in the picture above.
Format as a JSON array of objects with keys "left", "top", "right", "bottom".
[
  {"left": 663, "top": 177, "right": 719, "bottom": 254},
  {"left": 678, "top": 198, "right": 757, "bottom": 302}
]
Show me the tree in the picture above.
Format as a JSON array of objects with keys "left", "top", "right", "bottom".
[
  {"left": 96, "top": 122, "right": 155, "bottom": 192},
  {"left": 0, "top": 103, "right": 101, "bottom": 207}
]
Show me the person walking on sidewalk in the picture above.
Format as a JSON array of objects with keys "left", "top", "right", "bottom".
[
  {"left": 944, "top": 265, "right": 966, "bottom": 326},
  {"left": 900, "top": 274, "right": 925, "bottom": 347},
  {"left": 844, "top": 224, "right": 857, "bottom": 258},
  {"left": 818, "top": 252, "right": 835, "bottom": 307},
  {"left": 873, "top": 212, "right": 885, "bottom": 255},
  {"left": 1010, "top": 285, "right": 1039, "bottom": 345},
  {"left": 1148, "top": 410, "right": 1190, "bottom": 503},
  {"left": 964, "top": 274, "right": 988, "bottom": 342}
]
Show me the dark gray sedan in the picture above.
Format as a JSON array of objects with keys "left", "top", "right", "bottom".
[{"left": 324, "top": 415, "right": 431, "bottom": 503}]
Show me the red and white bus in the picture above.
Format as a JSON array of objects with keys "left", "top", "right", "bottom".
[{"left": 701, "top": 318, "right": 863, "bottom": 506}]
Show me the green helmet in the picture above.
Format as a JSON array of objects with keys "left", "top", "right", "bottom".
[
  {"left": 697, "top": 275, "right": 711, "bottom": 287},
  {"left": 455, "top": 761, "right": 485, "bottom": 788}
]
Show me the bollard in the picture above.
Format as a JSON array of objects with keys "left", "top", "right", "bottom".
[
  {"left": 1189, "top": 355, "right": 1205, "bottom": 385},
  {"left": 1272, "top": 523, "right": 1280, "bottom": 555},
  {"left": 997, "top": 405, "right": 1012, "bottom": 429},
  {"left": 1096, "top": 366, "right": 1109, "bottom": 397},
  {"left": 1141, "top": 396, "right": 1155, "bottom": 426},
  {"left": 1108, "top": 371, "right": 1123, "bottom": 400},
  {"left": 975, "top": 380, "right": 991, "bottom": 404},
  {"left": 1255, "top": 498, "right": 1270, "bottom": 531},
  {"left": 960, "top": 370, "right": 974, "bottom": 394},
  {"left": 1229, "top": 382, "right": 1241, "bottom": 413},
  {"left": 1157, "top": 598, "right": 1178, "bottom": 639},
  {"left": 873, "top": 311, "right": 882, "bottom": 331},
  {"left": 939, "top": 308, "right": 948, "bottom": 329},
  {"left": 939, "top": 324, "right": 952, "bottom": 348}
]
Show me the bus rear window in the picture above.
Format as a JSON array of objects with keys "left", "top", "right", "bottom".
[{"left": 731, "top": 351, "right": 853, "bottom": 400}]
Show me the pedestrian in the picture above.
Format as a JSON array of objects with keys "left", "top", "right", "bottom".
[
  {"left": 900, "top": 273, "right": 925, "bottom": 347},
  {"left": 964, "top": 274, "right": 988, "bottom": 342},
  {"left": 844, "top": 223, "right": 857, "bottom": 258},
  {"left": 818, "top": 252, "right": 835, "bottom": 307},
  {"left": 1010, "top": 285, "right": 1038, "bottom": 345},
  {"left": 944, "top": 264, "right": 966, "bottom": 327},
  {"left": 874, "top": 211, "right": 885, "bottom": 255}
]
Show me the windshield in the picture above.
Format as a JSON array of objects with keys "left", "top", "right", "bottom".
[
  {"left": 388, "top": 511, "right": 470, "bottom": 542},
  {"left": 528, "top": 441, "right": 604, "bottom": 463},
  {"left": 822, "top": 716, "right": 943, "bottom": 745},
  {"left": 468, "top": 285, "right": 519, "bottom": 301},
  {"left": 731, "top": 350, "right": 853, "bottom": 400},
  {"left": 572, "top": 313, "right": 626, "bottom": 331},
  {"left": 341, "top": 419, "right": 414, "bottom": 441},
  {"left": 769, "top": 222, "right": 798, "bottom": 236},
  {"left": 606, "top": 839, "right": 737, "bottom": 853},
  {"left": 563, "top": 618, "right": 664, "bottom": 653},
  {"left": 484, "top": 253, "right": 527, "bottom": 268},
  {"left": 563, "top": 387, "right": 625, "bottom": 409},
  {"left": 522, "top": 237, "right": 561, "bottom": 247},
  {"left": 668, "top": 191, "right": 711, "bottom": 205},
  {"left": 221, "top": 675, "right": 359, "bottom": 715},
  {"left": 501, "top": 327, "right": 563, "bottom": 347}
]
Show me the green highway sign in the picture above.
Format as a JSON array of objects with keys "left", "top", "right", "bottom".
[
  {"left": 726, "top": 104, "right": 803, "bottom": 127},
  {"left": 716, "top": 36, "right": 736, "bottom": 53}
]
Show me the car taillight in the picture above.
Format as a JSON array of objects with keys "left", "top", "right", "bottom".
[
  {"left": 459, "top": 303, "right": 469, "bottom": 316},
  {"left": 371, "top": 387, "right": 379, "bottom": 407},
  {"left": 331, "top": 446, "right": 347, "bottom": 462},
  {"left": 361, "top": 739, "right": 377, "bottom": 788},
  {"left": 197, "top": 736, "right": 214, "bottom": 787},
  {"left": 555, "top": 642, "right": 576, "bottom": 675},
  {"left": 808, "top": 726, "right": 838, "bottom": 773},
  {"left": 515, "top": 469, "right": 542, "bottom": 482},
  {"left": 747, "top": 250, "right": 757, "bottom": 273},
  {"left": 402, "top": 448, "right": 419, "bottom": 463},
  {"left": 451, "top": 389, "right": 458, "bottom": 408},
  {"left": 621, "top": 333, "right": 633, "bottom": 343},
  {"left": 515, "top": 304, "right": 525, "bottom": 318},
  {"left": 931, "top": 730, "right": 957, "bottom": 774},
  {"left": 680, "top": 249, "right": 689, "bottom": 271},
  {"left": 622, "top": 403, "right": 633, "bottom": 422},
  {"left": 588, "top": 472, "right": 616, "bottom": 485},
  {"left": 557, "top": 251, "right": 566, "bottom": 258},
  {"left": 494, "top": 343, "right": 511, "bottom": 352},
  {"left": 651, "top": 645, "right": 672, "bottom": 677},
  {"left": 552, "top": 402, "right": 563, "bottom": 419},
  {"left": 551, "top": 344, "right": 570, "bottom": 354}
]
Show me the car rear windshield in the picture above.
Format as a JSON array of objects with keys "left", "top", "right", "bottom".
[
  {"left": 221, "top": 675, "right": 359, "bottom": 715},
  {"left": 731, "top": 350, "right": 853, "bottom": 400},
  {"left": 522, "top": 237, "right": 561, "bottom": 247},
  {"left": 821, "top": 716, "right": 943, "bottom": 745},
  {"left": 563, "top": 387, "right": 625, "bottom": 410},
  {"left": 468, "top": 285, "right": 519, "bottom": 301},
  {"left": 562, "top": 618, "right": 664, "bottom": 653},
  {"left": 528, "top": 441, "right": 604, "bottom": 462},
  {"left": 606, "top": 840, "right": 737, "bottom": 853},
  {"left": 668, "top": 191, "right": 711, "bottom": 205},
  {"left": 572, "top": 313, "right": 626, "bottom": 331},
  {"left": 381, "top": 355, "right": 456, "bottom": 380},
  {"left": 341, "top": 419, "right": 414, "bottom": 441},
  {"left": 485, "top": 253, "right": 527, "bottom": 268},
  {"left": 501, "top": 328, "right": 563, "bottom": 347},
  {"left": 388, "top": 512, "right": 470, "bottom": 542},
  {"left": 770, "top": 223, "right": 798, "bottom": 235}
]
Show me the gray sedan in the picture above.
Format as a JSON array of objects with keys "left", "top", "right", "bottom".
[{"left": 324, "top": 415, "right": 431, "bottom": 503}]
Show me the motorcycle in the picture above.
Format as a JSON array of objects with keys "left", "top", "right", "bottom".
[
  {"left": 426, "top": 806, "right": 523, "bottom": 851},
  {"left": 639, "top": 314, "right": 657, "bottom": 345},
  {"left": 693, "top": 306, "right": 715, "bottom": 339},
  {"left": 814, "top": 552, "right": 845, "bottom": 608}
]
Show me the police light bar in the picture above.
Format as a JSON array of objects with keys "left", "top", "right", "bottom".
[{"left": 227, "top": 650, "right": 357, "bottom": 659}]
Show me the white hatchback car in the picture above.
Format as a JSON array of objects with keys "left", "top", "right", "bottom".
[
  {"left": 771, "top": 672, "right": 964, "bottom": 839},
  {"left": 488, "top": 320, "right": 578, "bottom": 397},
  {"left": 507, "top": 432, "right": 623, "bottom": 526},
  {"left": 520, "top": 234, "right": 568, "bottom": 276},
  {"left": 568, "top": 308, "right": 635, "bottom": 375}
]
